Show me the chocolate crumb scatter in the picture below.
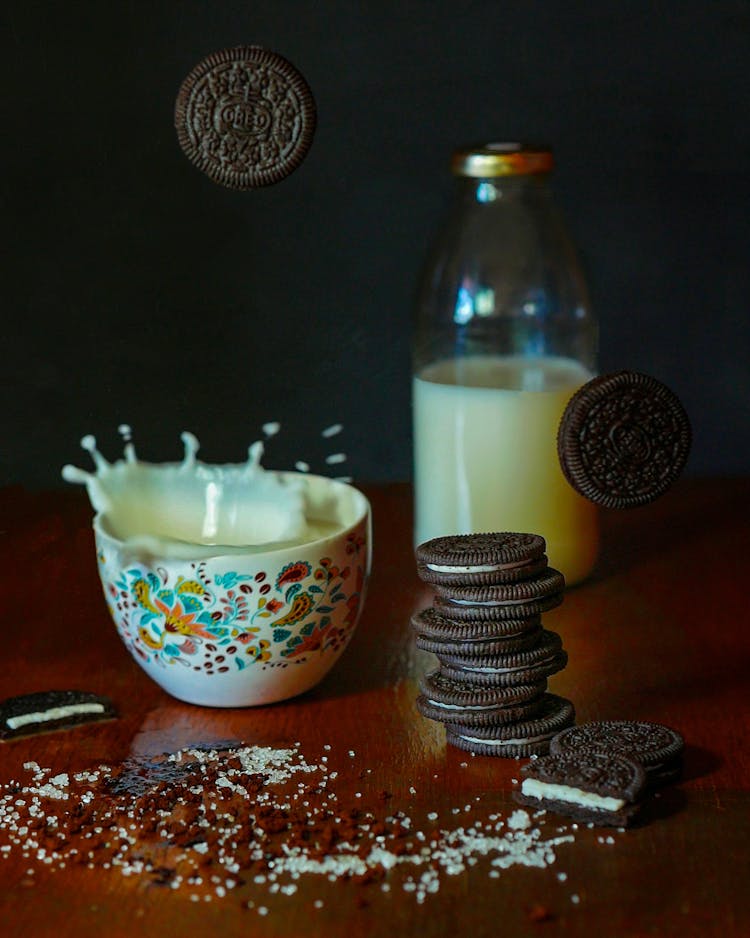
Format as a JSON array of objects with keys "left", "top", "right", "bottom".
[{"left": 0, "top": 746, "right": 590, "bottom": 912}]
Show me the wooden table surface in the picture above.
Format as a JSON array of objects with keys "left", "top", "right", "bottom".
[{"left": 1, "top": 480, "right": 749, "bottom": 937}]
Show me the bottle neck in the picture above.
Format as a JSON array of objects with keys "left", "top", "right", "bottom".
[
  {"left": 455, "top": 172, "right": 552, "bottom": 205},
  {"left": 414, "top": 171, "right": 596, "bottom": 376}
]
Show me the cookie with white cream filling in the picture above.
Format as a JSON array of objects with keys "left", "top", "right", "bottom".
[
  {"left": 514, "top": 750, "right": 647, "bottom": 827},
  {"left": 416, "top": 533, "right": 547, "bottom": 586},
  {"left": 0, "top": 690, "right": 116, "bottom": 741},
  {"left": 443, "top": 694, "right": 574, "bottom": 757}
]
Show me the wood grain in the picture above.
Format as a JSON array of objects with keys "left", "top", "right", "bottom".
[{"left": 1, "top": 480, "right": 749, "bottom": 937}]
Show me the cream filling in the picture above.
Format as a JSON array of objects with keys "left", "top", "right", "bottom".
[
  {"left": 427, "top": 558, "right": 531, "bottom": 574},
  {"left": 6, "top": 703, "right": 106, "bottom": 730},
  {"left": 521, "top": 778, "right": 625, "bottom": 812},
  {"left": 458, "top": 731, "right": 555, "bottom": 746},
  {"left": 427, "top": 699, "right": 495, "bottom": 712}
]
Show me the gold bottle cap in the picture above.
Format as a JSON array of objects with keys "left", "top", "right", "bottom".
[{"left": 451, "top": 142, "right": 553, "bottom": 177}]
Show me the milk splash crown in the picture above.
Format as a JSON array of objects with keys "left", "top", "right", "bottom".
[{"left": 62, "top": 425, "right": 349, "bottom": 560}]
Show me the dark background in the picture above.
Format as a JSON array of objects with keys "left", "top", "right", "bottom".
[{"left": 3, "top": 1, "right": 749, "bottom": 487}]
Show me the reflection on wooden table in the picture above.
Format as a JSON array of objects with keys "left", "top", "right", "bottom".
[{"left": 0, "top": 480, "right": 748, "bottom": 937}]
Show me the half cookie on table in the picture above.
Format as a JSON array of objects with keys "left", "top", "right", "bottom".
[
  {"left": 0, "top": 690, "right": 116, "bottom": 741},
  {"left": 513, "top": 749, "right": 647, "bottom": 827}
]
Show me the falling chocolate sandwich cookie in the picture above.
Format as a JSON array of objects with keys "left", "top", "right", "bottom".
[
  {"left": 513, "top": 749, "right": 647, "bottom": 827},
  {"left": 557, "top": 370, "right": 692, "bottom": 509},
  {"left": 175, "top": 46, "right": 317, "bottom": 189},
  {"left": 0, "top": 691, "right": 117, "bottom": 741}
]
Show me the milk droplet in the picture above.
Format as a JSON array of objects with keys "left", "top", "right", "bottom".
[
  {"left": 295, "top": 461, "right": 310, "bottom": 473},
  {"left": 248, "top": 440, "right": 265, "bottom": 470},
  {"left": 80, "top": 435, "right": 109, "bottom": 472},
  {"left": 325, "top": 453, "right": 347, "bottom": 465},
  {"left": 262, "top": 422, "right": 281, "bottom": 438},
  {"left": 118, "top": 424, "right": 137, "bottom": 462},
  {"left": 321, "top": 424, "right": 343, "bottom": 439},
  {"left": 180, "top": 432, "right": 200, "bottom": 469}
]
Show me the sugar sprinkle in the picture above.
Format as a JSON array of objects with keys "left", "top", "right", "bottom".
[{"left": 0, "top": 743, "right": 583, "bottom": 913}]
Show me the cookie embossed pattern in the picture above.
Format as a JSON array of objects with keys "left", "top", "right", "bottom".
[
  {"left": 174, "top": 46, "right": 317, "bottom": 189},
  {"left": 557, "top": 370, "right": 692, "bottom": 509}
]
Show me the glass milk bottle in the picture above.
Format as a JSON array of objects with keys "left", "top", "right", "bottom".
[{"left": 413, "top": 142, "right": 599, "bottom": 585}]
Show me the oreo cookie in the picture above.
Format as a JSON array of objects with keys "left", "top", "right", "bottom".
[
  {"left": 439, "top": 630, "right": 567, "bottom": 686},
  {"left": 444, "top": 694, "right": 575, "bottom": 757},
  {"left": 432, "top": 568, "right": 565, "bottom": 621},
  {"left": 411, "top": 607, "right": 543, "bottom": 641},
  {"left": 417, "top": 670, "right": 547, "bottom": 727},
  {"left": 415, "top": 625, "right": 543, "bottom": 657},
  {"left": 0, "top": 691, "right": 116, "bottom": 741},
  {"left": 513, "top": 750, "right": 647, "bottom": 827},
  {"left": 550, "top": 720, "right": 684, "bottom": 785},
  {"left": 416, "top": 533, "right": 547, "bottom": 586},
  {"left": 175, "top": 46, "right": 317, "bottom": 189},
  {"left": 557, "top": 370, "right": 692, "bottom": 509}
]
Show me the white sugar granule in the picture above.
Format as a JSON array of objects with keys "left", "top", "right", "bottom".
[
  {"left": 507, "top": 809, "right": 531, "bottom": 831},
  {"left": 0, "top": 742, "right": 580, "bottom": 912}
]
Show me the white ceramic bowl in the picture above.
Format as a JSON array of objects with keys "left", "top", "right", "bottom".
[{"left": 92, "top": 469, "right": 371, "bottom": 707}]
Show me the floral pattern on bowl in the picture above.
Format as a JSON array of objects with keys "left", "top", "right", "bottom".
[{"left": 100, "top": 531, "right": 367, "bottom": 678}]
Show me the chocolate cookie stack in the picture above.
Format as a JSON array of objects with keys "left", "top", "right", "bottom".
[{"left": 413, "top": 533, "right": 574, "bottom": 757}]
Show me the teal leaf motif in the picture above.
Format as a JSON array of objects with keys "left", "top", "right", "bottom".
[
  {"left": 215, "top": 572, "right": 252, "bottom": 589},
  {"left": 273, "top": 628, "right": 292, "bottom": 642},
  {"left": 309, "top": 585, "right": 324, "bottom": 594},
  {"left": 164, "top": 643, "right": 181, "bottom": 658},
  {"left": 285, "top": 583, "right": 302, "bottom": 602},
  {"left": 235, "top": 657, "right": 246, "bottom": 671}
]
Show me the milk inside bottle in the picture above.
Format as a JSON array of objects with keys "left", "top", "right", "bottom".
[{"left": 413, "top": 355, "right": 598, "bottom": 585}]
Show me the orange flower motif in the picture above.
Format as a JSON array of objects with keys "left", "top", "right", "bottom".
[{"left": 153, "top": 597, "right": 213, "bottom": 639}]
